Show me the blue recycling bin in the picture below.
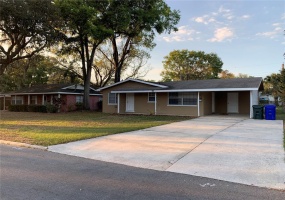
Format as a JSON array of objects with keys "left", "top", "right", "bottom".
[{"left": 264, "top": 105, "right": 276, "bottom": 120}]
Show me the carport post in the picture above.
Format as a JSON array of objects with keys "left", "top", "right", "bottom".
[
  {"left": 117, "top": 93, "right": 120, "bottom": 114},
  {"left": 197, "top": 92, "right": 200, "bottom": 117}
]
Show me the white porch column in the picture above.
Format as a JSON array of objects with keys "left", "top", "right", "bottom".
[
  {"left": 250, "top": 90, "right": 259, "bottom": 118},
  {"left": 117, "top": 93, "right": 120, "bottom": 114},
  {"left": 28, "top": 95, "right": 30, "bottom": 105},
  {"left": 197, "top": 92, "right": 200, "bottom": 117},
  {"left": 154, "top": 92, "right": 157, "bottom": 115}
]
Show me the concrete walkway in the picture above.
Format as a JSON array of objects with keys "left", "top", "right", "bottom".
[{"left": 49, "top": 116, "right": 285, "bottom": 190}]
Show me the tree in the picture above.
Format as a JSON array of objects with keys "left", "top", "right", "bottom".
[
  {"left": 55, "top": 0, "right": 113, "bottom": 109},
  {"left": 93, "top": 44, "right": 150, "bottom": 87},
  {"left": 0, "top": 55, "right": 78, "bottom": 92},
  {"left": 161, "top": 50, "right": 223, "bottom": 81},
  {"left": 103, "top": 0, "right": 180, "bottom": 82},
  {"left": 236, "top": 73, "right": 253, "bottom": 78},
  {"left": 264, "top": 73, "right": 280, "bottom": 105},
  {"left": 0, "top": 0, "right": 58, "bottom": 75},
  {"left": 277, "top": 66, "right": 285, "bottom": 110},
  {"left": 219, "top": 70, "right": 235, "bottom": 79}
]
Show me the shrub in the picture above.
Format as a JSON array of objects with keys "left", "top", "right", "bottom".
[
  {"left": 46, "top": 104, "right": 58, "bottom": 113},
  {"left": 75, "top": 102, "right": 84, "bottom": 111},
  {"left": 8, "top": 105, "right": 47, "bottom": 112},
  {"left": 27, "top": 105, "right": 47, "bottom": 113},
  {"left": 8, "top": 105, "right": 28, "bottom": 112}
]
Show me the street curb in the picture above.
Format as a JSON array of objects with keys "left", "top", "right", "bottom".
[{"left": 0, "top": 140, "right": 48, "bottom": 150}]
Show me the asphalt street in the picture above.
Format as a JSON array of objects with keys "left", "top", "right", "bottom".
[{"left": 0, "top": 144, "right": 284, "bottom": 200}]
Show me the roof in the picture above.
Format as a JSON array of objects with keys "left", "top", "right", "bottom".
[
  {"left": 4, "top": 84, "right": 101, "bottom": 95},
  {"left": 160, "top": 77, "right": 263, "bottom": 90},
  {"left": 97, "top": 78, "right": 168, "bottom": 91},
  {"left": 100, "top": 77, "right": 263, "bottom": 93}
]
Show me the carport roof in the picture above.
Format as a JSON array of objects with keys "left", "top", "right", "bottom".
[{"left": 161, "top": 77, "right": 263, "bottom": 90}]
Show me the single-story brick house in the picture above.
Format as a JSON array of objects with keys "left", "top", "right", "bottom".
[
  {"left": 3, "top": 84, "right": 102, "bottom": 112},
  {"left": 0, "top": 94, "right": 11, "bottom": 110},
  {"left": 97, "top": 78, "right": 263, "bottom": 118}
]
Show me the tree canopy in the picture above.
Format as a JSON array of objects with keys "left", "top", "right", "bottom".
[
  {"left": 0, "top": 0, "right": 58, "bottom": 75},
  {"left": 161, "top": 50, "right": 223, "bottom": 81},
  {"left": 102, "top": 0, "right": 180, "bottom": 82}
]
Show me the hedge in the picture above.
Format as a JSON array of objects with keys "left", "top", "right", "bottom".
[{"left": 8, "top": 105, "right": 47, "bottom": 113}]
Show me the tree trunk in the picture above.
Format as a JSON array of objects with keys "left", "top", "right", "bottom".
[
  {"left": 83, "top": 65, "right": 92, "bottom": 110},
  {"left": 114, "top": 69, "right": 121, "bottom": 83}
]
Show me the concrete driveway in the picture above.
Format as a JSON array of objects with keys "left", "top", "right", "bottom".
[{"left": 49, "top": 116, "right": 285, "bottom": 190}]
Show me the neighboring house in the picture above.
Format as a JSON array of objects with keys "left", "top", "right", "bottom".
[
  {"left": 0, "top": 94, "right": 11, "bottom": 110},
  {"left": 3, "top": 84, "right": 102, "bottom": 112},
  {"left": 98, "top": 78, "right": 264, "bottom": 118}
]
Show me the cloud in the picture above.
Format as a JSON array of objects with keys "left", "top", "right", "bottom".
[
  {"left": 208, "top": 27, "right": 234, "bottom": 42},
  {"left": 256, "top": 23, "right": 283, "bottom": 39},
  {"left": 218, "top": 6, "right": 234, "bottom": 20},
  {"left": 218, "top": 6, "right": 231, "bottom": 13},
  {"left": 241, "top": 15, "right": 251, "bottom": 19},
  {"left": 282, "top": 13, "right": 285, "bottom": 19},
  {"left": 162, "top": 26, "right": 196, "bottom": 42},
  {"left": 193, "top": 15, "right": 210, "bottom": 24},
  {"left": 272, "top": 23, "right": 281, "bottom": 26}
]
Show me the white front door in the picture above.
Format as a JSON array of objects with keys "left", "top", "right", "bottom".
[
  {"left": 126, "top": 93, "right": 134, "bottom": 112},
  {"left": 227, "top": 92, "right": 239, "bottom": 113}
]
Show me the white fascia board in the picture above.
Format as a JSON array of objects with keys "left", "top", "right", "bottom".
[
  {"left": 111, "top": 90, "right": 153, "bottom": 94},
  {"left": 154, "top": 88, "right": 258, "bottom": 92},
  {"left": 97, "top": 78, "right": 168, "bottom": 91},
  {"left": 8, "top": 92, "right": 102, "bottom": 96},
  {"left": 62, "top": 84, "right": 97, "bottom": 92},
  {"left": 129, "top": 79, "right": 168, "bottom": 88},
  {"left": 0, "top": 94, "right": 11, "bottom": 97}
]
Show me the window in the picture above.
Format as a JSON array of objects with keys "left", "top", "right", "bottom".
[
  {"left": 148, "top": 93, "right": 156, "bottom": 102},
  {"left": 30, "top": 96, "right": 37, "bottom": 105},
  {"left": 76, "top": 95, "right": 83, "bottom": 103},
  {"left": 12, "top": 96, "right": 23, "bottom": 105},
  {"left": 108, "top": 93, "right": 117, "bottom": 105},
  {"left": 168, "top": 92, "right": 197, "bottom": 106}
]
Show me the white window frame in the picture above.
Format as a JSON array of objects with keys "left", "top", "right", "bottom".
[
  {"left": 148, "top": 92, "right": 156, "bottom": 103},
  {"left": 30, "top": 95, "right": 37, "bottom": 105},
  {"left": 76, "top": 95, "right": 83, "bottom": 103},
  {"left": 11, "top": 96, "right": 24, "bottom": 105},
  {"left": 108, "top": 93, "right": 117, "bottom": 105},
  {"left": 168, "top": 92, "right": 198, "bottom": 106}
]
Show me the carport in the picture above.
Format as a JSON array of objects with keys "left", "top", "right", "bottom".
[{"left": 211, "top": 90, "right": 260, "bottom": 118}]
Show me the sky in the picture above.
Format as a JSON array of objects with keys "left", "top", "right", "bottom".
[{"left": 145, "top": 0, "right": 285, "bottom": 81}]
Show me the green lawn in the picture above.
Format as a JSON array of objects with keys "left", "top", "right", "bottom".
[
  {"left": 276, "top": 107, "right": 285, "bottom": 148},
  {"left": 0, "top": 111, "right": 191, "bottom": 146}
]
